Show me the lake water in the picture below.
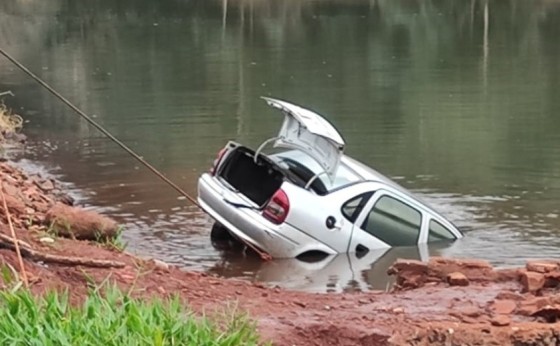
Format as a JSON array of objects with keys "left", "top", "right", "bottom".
[{"left": 1, "top": 0, "right": 560, "bottom": 292}]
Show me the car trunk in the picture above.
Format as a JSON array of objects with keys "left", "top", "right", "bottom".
[{"left": 217, "top": 147, "right": 285, "bottom": 208}]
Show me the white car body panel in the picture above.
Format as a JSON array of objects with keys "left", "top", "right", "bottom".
[{"left": 197, "top": 98, "right": 464, "bottom": 259}]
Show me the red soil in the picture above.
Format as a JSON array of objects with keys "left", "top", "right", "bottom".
[{"left": 1, "top": 160, "right": 560, "bottom": 345}]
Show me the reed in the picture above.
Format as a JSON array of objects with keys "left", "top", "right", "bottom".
[{"left": 0, "top": 102, "right": 22, "bottom": 137}]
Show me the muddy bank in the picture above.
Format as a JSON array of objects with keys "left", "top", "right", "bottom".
[{"left": 1, "top": 158, "right": 560, "bottom": 345}]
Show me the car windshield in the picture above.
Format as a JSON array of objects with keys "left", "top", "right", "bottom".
[{"left": 271, "top": 150, "right": 362, "bottom": 193}]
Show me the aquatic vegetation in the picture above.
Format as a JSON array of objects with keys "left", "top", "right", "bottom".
[
  {"left": 0, "top": 102, "right": 22, "bottom": 139},
  {"left": 0, "top": 286, "right": 263, "bottom": 346}
]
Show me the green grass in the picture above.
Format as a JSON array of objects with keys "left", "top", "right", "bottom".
[
  {"left": 96, "top": 225, "right": 128, "bottom": 252},
  {"left": 0, "top": 287, "right": 264, "bottom": 346}
]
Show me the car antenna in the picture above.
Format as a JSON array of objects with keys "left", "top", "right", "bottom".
[{"left": 0, "top": 48, "right": 277, "bottom": 260}]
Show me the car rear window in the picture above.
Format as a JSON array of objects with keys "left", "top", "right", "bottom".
[{"left": 273, "top": 150, "right": 361, "bottom": 193}]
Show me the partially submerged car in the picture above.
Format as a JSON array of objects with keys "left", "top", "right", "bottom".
[{"left": 197, "top": 97, "right": 463, "bottom": 259}]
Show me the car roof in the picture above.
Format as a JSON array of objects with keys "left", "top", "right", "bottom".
[
  {"left": 271, "top": 149, "right": 435, "bottom": 207},
  {"left": 270, "top": 149, "right": 460, "bottom": 231},
  {"left": 270, "top": 150, "right": 404, "bottom": 192}
]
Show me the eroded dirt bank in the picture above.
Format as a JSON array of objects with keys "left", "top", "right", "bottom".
[{"left": 1, "top": 160, "right": 560, "bottom": 345}]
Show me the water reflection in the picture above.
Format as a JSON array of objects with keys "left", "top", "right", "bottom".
[
  {"left": 1, "top": 0, "right": 560, "bottom": 291},
  {"left": 208, "top": 243, "right": 459, "bottom": 292}
]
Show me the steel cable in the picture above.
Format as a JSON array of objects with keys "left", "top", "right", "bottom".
[{"left": 0, "top": 48, "right": 273, "bottom": 260}]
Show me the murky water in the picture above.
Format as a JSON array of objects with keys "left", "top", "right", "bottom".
[{"left": 1, "top": 0, "right": 560, "bottom": 292}]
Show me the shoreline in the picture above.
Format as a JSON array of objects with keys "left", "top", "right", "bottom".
[{"left": 1, "top": 137, "right": 560, "bottom": 345}]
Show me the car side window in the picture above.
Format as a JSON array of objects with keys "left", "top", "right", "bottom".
[
  {"left": 361, "top": 195, "right": 422, "bottom": 246},
  {"left": 428, "top": 220, "right": 457, "bottom": 242},
  {"left": 341, "top": 192, "right": 373, "bottom": 222}
]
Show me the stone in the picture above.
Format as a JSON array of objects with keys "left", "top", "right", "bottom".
[
  {"left": 153, "top": 259, "right": 170, "bottom": 271},
  {"left": 428, "top": 257, "right": 495, "bottom": 282},
  {"left": 544, "top": 270, "right": 560, "bottom": 288},
  {"left": 397, "top": 273, "right": 426, "bottom": 289},
  {"left": 531, "top": 304, "right": 560, "bottom": 323},
  {"left": 389, "top": 259, "right": 429, "bottom": 289},
  {"left": 39, "top": 179, "right": 55, "bottom": 191},
  {"left": 447, "top": 272, "right": 469, "bottom": 286},
  {"left": 495, "top": 291, "right": 524, "bottom": 301},
  {"left": 2, "top": 182, "right": 19, "bottom": 197},
  {"left": 526, "top": 261, "right": 559, "bottom": 274},
  {"left": 490, "top": 299, "right": 517, "bottom": 315},
  {"left": 490, "top": 315, "right": 511, "bottom": 327},
  {"left": 517, "top": 297, "right": 551, "bottom": 316},
  {"left": 39, "top": 237, "right": 55, "bottom": 244},
  {"left": 387, "top": 259, "right": 428, "bottom": 275},
  {"left": 460, "top": 306, "right": 482, "bottom": 318},
  {"left": 520, "top": 271, "right": 545, "bottom": 293}
]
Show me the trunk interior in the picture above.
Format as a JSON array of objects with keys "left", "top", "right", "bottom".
[{"left": 218, "top": 147, "right": 284, "bottom": 207}]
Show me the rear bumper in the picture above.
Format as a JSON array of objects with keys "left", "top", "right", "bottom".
[{"left": 198, "top": 174, "right": 305, "bottom": 258}]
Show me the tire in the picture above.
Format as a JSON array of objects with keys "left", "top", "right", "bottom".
[{"left": 210, "top": 223, "right": 243, "bottom": 251}]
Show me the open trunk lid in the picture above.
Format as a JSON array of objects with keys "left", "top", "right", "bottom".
[{"left": 262, "top": 97, "right": 345, "bottom": 182}]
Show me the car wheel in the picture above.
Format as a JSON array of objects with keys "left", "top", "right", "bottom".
[{"left": 210, "top": 223, "right": 243, "bottom": 251}]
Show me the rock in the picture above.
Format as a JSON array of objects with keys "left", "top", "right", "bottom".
[
  {"left": 397, "top": 273, "right": 426, "bottom": 289},
  {"left": 428, "top": 257, "right": 495, "bottom": 282},
  {"left": 39, "top": 237, "right": 55, "bottom": 243},
  {"left": 1, "top": 193, "right": 26, "bottom": 215},
  {"left": 460, "top": 316, "right": 479, "bottom": 324},
  {"left": 57, "top": 193, "right": 75, "bottom": 206},
  {"left": 520, "top": 270, "right": 545, "bottom": 293},
  {"left": 495, "top": 291, "right": 524, "bottom": 301},
  {"left": 460, "top": 306, "right": 482, "bottom": 318},
  {"left": 387, "top": 259, "right": 428, "bottom": 275},
  {"left": 490, "top": 315, "right": 511, "bottom": 326},
  {"left": 388, "top": 259, "right": 429, "bottom": 289},
  {"left": 495, "top": 268, "right": 522, "bottom": 282},
  {"left": 44, "top": 202, "right": 119, "bottom": 240},
  {"left": 517, "top": 297, "right": 552, "bottom": 316},
  {"left": 531, "top": 304, "right": 560, "bottom": 323},
  {"left": 447, "top": 272, "right": 469, "bottom": 286},
  {"left": 153, "top": 259, "right": 170, "bottom": 272},
  {"left": 2, "top": 182, "right": 19, "bottom": 197},
  {"left": 544, "top": 270, "right": 560, "bottom": 288},
  {"left": 490, "top": 300, "right": 517, "bottom": 315},
  {"left": 38, "top": 179, "right": 55, "bottom": 191},
  {"left": 526, "top": 261, "right": 559, "bottom": 274}
]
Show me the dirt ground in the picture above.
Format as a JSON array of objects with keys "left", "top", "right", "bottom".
[{"left": 2, "top": 159, "right": 560, "bottom": 345}]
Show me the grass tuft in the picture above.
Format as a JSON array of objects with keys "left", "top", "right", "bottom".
[
  {"left": 0, "top": 286, "right": 264, "bottom": 345},
  {"left": 0, "top": 102, "right": 22, "bottom": 136},
  {"left": 98, "top": 225, "right": 128, "bottom": 252}
]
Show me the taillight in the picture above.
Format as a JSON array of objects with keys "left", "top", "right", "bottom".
[
  {"left": 263, "top": 189, "right": 290, "bottom": 224},
  {"left": 210, "top": 147, "right": 227, "bottom": 175}
]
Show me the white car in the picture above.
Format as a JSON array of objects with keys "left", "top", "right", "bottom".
[{"left": 197, "top": 97, "right": 463, "bottom": 259}]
